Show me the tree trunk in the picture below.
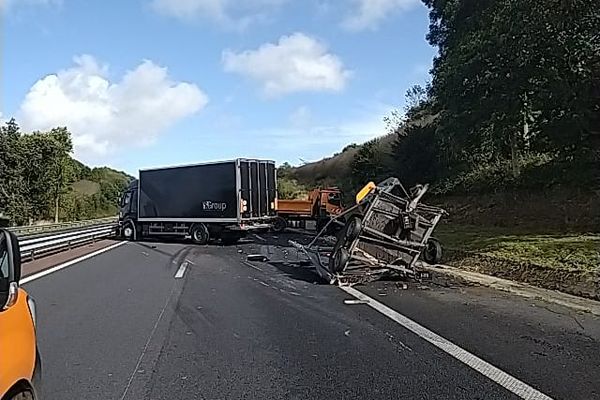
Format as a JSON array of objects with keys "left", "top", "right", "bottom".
[
  {"left": 510, "top": 130, "right": 520, "bottom": 178},
  {"left": 54, "top": 193, "right": 59, "bottom": 223}
]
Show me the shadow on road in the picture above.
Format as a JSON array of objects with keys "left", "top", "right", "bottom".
[{"left": 268, "top": 260, "right": 323, "bottom": 284}]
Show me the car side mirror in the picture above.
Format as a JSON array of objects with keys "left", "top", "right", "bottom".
[{"left": 0, "top": 229, "right": 21, "bottom": 310}]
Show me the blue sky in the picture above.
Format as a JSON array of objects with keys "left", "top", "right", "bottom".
[{"left": 1, "top": 0, "right": 436, "bottom": 175}]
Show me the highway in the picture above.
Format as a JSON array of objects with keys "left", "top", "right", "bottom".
[{"left": 22, "top": 233, "right": 600, "bottom": 400}]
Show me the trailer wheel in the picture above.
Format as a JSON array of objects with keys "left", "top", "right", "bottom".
[
  {"left": 272, "top": 217, "right": 287, "bottom": 233},
  {"left": 422, "top": 237, "right": 443, "bottom": 264},
  {"left": 344, "top": 216, "right": 363, "bottom": 243},
  {"left": 190, "top": 224, "right": 209, "bottom": 245},
  {"left": 329, "top": 247, "right": 350, "bottom": 273}
]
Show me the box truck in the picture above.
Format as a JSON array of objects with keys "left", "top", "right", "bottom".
[{"left": 119, "top": 159, "right": 277, "bottom": 244}]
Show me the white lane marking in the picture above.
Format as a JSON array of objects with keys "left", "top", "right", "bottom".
[
  {"left": 21, "top": 242, "right": 128, "bottom": 284},
  {"left": 340, "top": 286, "right": 554, "bottom": 400},
  {"left": 174, "top": 262, "right": 188, "bottom": 279}
]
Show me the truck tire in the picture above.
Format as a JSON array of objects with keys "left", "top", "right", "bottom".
[
  {"left": 422, "top": 237, "right": 443, "bottom": 264},
  {"left": 122, "top": 220, "right": 137, "bottom": 241},
  {"left": 190, "top": 224, "right": 209, "bottom": 245},
  {"left": 272, "top": 217, "right": 287, "bottom": 233}
]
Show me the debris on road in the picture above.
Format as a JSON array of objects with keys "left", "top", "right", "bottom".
[
  {"left": 344, "top": 299, "right": 368, "bottom": 305},
  {"left": 247, "top": 254, "right": 269, "bottom": 262},
  {"left": 289, "top": 177, "right": 446, "bottom": 286}
]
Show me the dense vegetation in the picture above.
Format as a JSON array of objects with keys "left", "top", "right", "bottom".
[
  {"left": 0, "top": 119, "right": 132, "bottom": 226},
  {"left": 295, "top": 0, "right": 599, "bottom": 198}
]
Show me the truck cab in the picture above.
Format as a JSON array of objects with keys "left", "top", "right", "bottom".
[
  {"left": 0, "top": 229, "right": 41, "bottom": 400},
  {"left": 274, "top": 187, "right": 343, "bottom": 232}
]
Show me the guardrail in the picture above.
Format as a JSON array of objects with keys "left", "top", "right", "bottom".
[
  {"left": 19, "top": 223, "right": 119, "bottom": 261},
  {"left": 9, "top": 217, "right": 117, "bottom": 237}
]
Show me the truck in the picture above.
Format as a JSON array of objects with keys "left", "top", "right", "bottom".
[
  {"left": 272, "top": 187, "right": 343, "bottom": 232},
  {"left": 119, "top": 159, "right": 277, "bottom": 244}
]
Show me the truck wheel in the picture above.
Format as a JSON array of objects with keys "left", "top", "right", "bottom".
[
  {"left": 190, "top": 224, "right": 209, "bottom": 245},
  {"left": 272, "top": 217, "right": 287, "bottom": 233},
  {"left": 122, "top": 220, "right": 137, "bottom": 241},
  {"left": 422, "top": 237, "right": 443, "bottom": 264}
]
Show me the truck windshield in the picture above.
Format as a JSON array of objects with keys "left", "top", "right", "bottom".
[
  {"left": 121, "top": 192, "right": 131, "bottom": 207},
  {"left": 328, "top": 193, "right": 341, "bottom": 206}
]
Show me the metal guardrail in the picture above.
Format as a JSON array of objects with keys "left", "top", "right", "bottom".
[
  {"left": 9, "top": 217, "right": 117, "bottom": 237},
  {"left": 19, "top": 223, "right": 118, "bottom": 261}
]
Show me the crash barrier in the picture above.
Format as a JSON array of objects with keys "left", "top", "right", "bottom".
[
  {"left": 291, "top": 178, "right": 446, "bottom": 285},
  {"left": 9, "top": 217, "right": 117, "bottom": 237},
  {"left": 19, "top": 223, "right": 118, "bottom": 261}
]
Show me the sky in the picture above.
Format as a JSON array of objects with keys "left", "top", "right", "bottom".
[{"left": 1, "top": 0, "right": 436, "bottom": 175}]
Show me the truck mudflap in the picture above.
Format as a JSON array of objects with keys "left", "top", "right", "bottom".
[{"left": 289, "top": 177, "right": 447, "bottom": 286}]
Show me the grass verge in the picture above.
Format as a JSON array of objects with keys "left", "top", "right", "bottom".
[{"left": 434, "top": 224, "right": 600, "bottom": 299}]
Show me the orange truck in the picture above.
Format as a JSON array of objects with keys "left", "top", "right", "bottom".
[
  {"left": 273, "top": 188, "right": 343, "bottom": 232},
  {"left": 0, "top": 229, "right": 41, "bottom": 400}
]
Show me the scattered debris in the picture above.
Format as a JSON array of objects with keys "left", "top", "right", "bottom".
[
  {"left": 344, "top": 299, "right": 368, "bottom": 305},
  {"left": 247, "top": 254, "right": 269, "bottom": 262},
  {"left": 289, "top": 178, "right": 446, "bottom": 286},
  {"left": 141, "top": 251, "right": 149, "bottom": 256}
]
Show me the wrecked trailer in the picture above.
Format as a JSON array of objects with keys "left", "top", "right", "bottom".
[{"left": 289, "top": 178, "right": 447, "bottom": 285}]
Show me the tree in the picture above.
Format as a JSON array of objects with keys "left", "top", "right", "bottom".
[
  {"left": 351, "top": 139, "right": 390, "bottom": 188},
  {"left": 422, "top": 0, "right": 599, "bottom": 177}
]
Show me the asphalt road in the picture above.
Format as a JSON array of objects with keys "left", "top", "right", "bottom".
[{"left": 22, "top": 233, "right": 600, "bottom": 400}]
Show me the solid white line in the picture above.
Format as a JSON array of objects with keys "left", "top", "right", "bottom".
[
  {"left": 174, "top": 262, "right": 188, "bottom": 279},
  {"left": 21, "top": 242, "right": 128, "bottom": 284},
  {"left": 340, "top": 286, "right": 554, "bottom": 400}
]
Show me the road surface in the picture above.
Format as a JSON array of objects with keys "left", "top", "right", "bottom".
[{"left": 22, "top": 233, "right": 600, "bottom": 399}]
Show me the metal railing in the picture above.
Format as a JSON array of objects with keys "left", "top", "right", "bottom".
[
  {"left": 18, "top": 223, "right": 119, "bottom": 261},
  {"left": 9, "top": 217, "right": 117, "bottom": 237}
]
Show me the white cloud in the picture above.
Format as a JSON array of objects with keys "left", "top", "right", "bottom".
[
  {"left": 18, "top": 55, "right": 208, "bottom": 163},
  {"left": 342, "top": 0, "right": 421, "bottom": 31},
  {"left": 223, "top": 33, "right": 351, "bottom": 97},
  {"left": 151, "top": 0, "right": 285, "bottom": 30}
]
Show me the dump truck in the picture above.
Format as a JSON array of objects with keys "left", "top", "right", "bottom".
[
  {"left": 119, "top": 159, "right": 277, "bottom": 244},
  {"left": 272, "top": 188, "right": 343, "bottom": 232}
]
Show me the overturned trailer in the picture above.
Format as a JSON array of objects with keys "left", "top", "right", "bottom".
[{"left": 290, "top": 178, "right": 447, "bottom": 285}]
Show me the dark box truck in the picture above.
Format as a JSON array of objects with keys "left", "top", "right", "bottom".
[{"left": 118, "top": 159, "right": 277, "bottom": 244}]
